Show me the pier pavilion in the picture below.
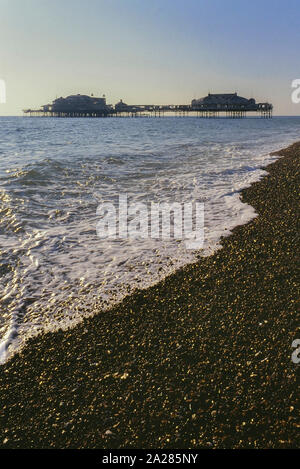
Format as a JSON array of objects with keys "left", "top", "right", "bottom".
[{"left": 23, "top": 92, "right": 273, "bottom": 118}]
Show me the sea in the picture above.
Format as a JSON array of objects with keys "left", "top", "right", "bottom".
[{"left": 0, "top": 115, "right": 299, "bottom": 362}]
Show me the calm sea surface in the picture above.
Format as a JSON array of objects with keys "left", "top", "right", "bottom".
[{"left": 0, "top": 116, "right": 299, "bottom": 361}]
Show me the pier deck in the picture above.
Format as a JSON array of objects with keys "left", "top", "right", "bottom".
[{"left": 23, "top": 106, "right": 273, "bottom": 118}]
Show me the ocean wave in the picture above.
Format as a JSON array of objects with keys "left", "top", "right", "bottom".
[{"left": 0, "top": 116, "right": 300, "bottom": 362}]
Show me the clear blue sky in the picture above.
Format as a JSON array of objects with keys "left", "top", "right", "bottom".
[{"left": 0, "top": 0, "right": 299, "bottom": 115}]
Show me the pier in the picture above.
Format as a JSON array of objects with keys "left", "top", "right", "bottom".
[{"left": 23, "top": 93, "right": 273, "bottom": 118}]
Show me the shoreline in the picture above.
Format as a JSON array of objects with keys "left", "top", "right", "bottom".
[
  {"left": 0, "top": 142, "right": 299, "bottom": 448},
  {"left": 0, "top": 139, "right": 290, "bottom": 366}
]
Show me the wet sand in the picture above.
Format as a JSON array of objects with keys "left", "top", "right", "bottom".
[{"left": 0, "top": 142, "right": 299, "bottom": 449}]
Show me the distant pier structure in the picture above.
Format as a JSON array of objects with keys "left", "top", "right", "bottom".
[{"left": 23, "top": 92, "right": 273, "bottom": 118}]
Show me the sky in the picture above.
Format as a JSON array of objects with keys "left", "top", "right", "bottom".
[{"left": 0, "top": 0, "right": 300, "bottom": 115}]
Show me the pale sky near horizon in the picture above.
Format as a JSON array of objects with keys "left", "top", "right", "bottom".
[{"left": 0, "top": 0, "right": 300, "bottom": 115}]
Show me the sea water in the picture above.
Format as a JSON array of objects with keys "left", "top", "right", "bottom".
[{"left": 0, "top": 116, "right": 299, "bottom": 362}]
